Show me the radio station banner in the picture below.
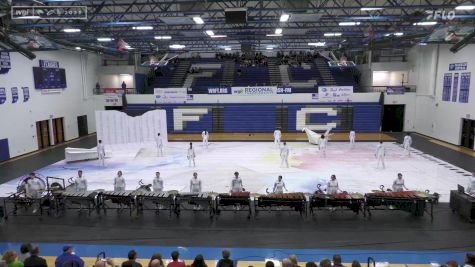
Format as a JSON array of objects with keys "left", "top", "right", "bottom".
[
  {"left": 231, "top": 86, "right": 277, "bottom": 96},
  {"left": 0, "top": 88, "right": 6, "bottom": 105},
  {"left": 317, "top": 86, "right": 353, "bottom": 102},
  {"left": 22, "top": 87, "right": 30, "bottom": 102},
  {"left": 207, "top": 87, "right": 231, "bottom": 94},
  {"left": 154, "top": 88, "right": 188, "bottom": 103},
  {"left": 0, "top": 52, "right": 11, "bottom": 75},
  {"left": 386, "top": 86, "right": 405, "bottom": 95},
  {"left": 104, "top": 93, "right": 122, "bottom": 107},
  {"left": 11, "top": 87, "right": 18, "bottom": 103},
  {"left": 277, "top": 86, "right": 292, "bottom": 94},
  {"left": 12, "top": 6, "right": 88, "bottom": 20}
]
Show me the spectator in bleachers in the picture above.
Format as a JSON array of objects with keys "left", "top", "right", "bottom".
[
  {"left": 216, "top": 250, "right": 234, "bottom": 267},
  {"left": 2, "top": 251, "right": 24, "bottom": 267},
  {"left": 122, "top": 250, "right": 142, "bottom": 267},
  {"left": 265, "top": 262, "right": 274, "bottom": 267},
  {"left": 350, "top": 261, "right": 360, "bottom": 267},
  {"left": 54, "top": 245, "right": 84, "bottom": 267},
  {"left": 18, "top": 244, "right": 32, "bottom": 262},
  {"left": 148, "top": 253, "right": 164, "bottom": 267},
  {"left": 190, "top": 255, "right": 207, "bottom": 267},
  {"left": 332, "top": 255, "right": 344, "bottom": 267},
  {"left": 319, "top": 259, "right": 331, "bottom": 267},
  {"left": 288, "top": 255, "right": 299, "bottom": 267},
  {"left": 94, "top": 258, "right": 117, "bottom": 267},
  {"left": 282, "top": 259, "right": 292, "bottom": 267},
  {"left": 167, "top": 251, "right": 185, "bottom": 267},
  {"left": 465, "top": 253, "right": 475, "bottom": 267},
  {"left": 24, "top": 246, "right": 47, "bottom": 267}
]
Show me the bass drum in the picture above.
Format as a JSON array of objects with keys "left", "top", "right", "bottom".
[{"left": 17, "top": 174, "right": 47, "bottom": 196}]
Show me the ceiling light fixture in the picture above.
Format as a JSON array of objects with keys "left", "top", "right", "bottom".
[
  {"left": 339, "top": 22, "right": 361, "bottom": 26},
  {"left": 206, "top": 30, "right": 215, "bottom": 36},
  {"left": 455, "top": 5, "right": 475, "bottom": 10},
  {"left": 224, "top": 47, "right": 232, "bottom": 51},
  {"left": 308, "top": 42, "right": 326, "bottom": 46},
  {"left": 266, "top": 34, "right": 282, "bottom": 37},
  {"left": 413, "top": 21, "right": 437, "bottom": 26},
  {"left": 169, "top": 44, "right": 185, "bottom": 49},
  {"left": 275, "top": 28, "right": 283, "bottom": 34},
  {"left": 154, "top": 36, "right": 172, "bottom": 40},
  {"left": 97, "top": 37, "right": 113, "bottom": 42},
  {"left": 193, "top": 17, "right": 204, "bottom": 24},
  {"left": 63, "top": 28, "right": 81, "bottom": 33},
  {"left": 280, "top": 14, "right": 290, "bottom": 22},
  {"left": 133, "top": 26, "right": 153, "bottom": 30},
  {"left": 210, "top": 35, "right": 227, "bottom": 38},
  {"left": 360, "top": 7, "right": 384, "bottom": 11},
  {"left": 324, "top": 32, "right": 342, "bottom": 37}
]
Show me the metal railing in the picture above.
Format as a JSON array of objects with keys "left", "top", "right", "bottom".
[{"left": 93, "top": 88, "right": 137, "bottom": 95}]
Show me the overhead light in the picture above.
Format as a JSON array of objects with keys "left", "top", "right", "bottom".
[
  {"left": 360, "top": 7, "right": 384, "bottom": 11},
  {"left": 154, "top": 36, "right": 172, "bottom": 40},
  {"left": 413, "top": 21, "right": 437, "bottom": 26},
  {"left": 193, "top": 17, "right": 204, "bottom": 24},
  {"left": 97, "top": 37, "right": 113, "bottom": 42},
  {"left": 266, "top": 47, "right": 274, "bottom": 50},
  {"left": 275, "top": 28, "right": 283, "bottom": 34},
  {"left": 224, "top": 47, "right": 232, "bottom": 51},
  {"left": 266, "top": 34, "right": 282, "bottom": 37},
  {"left": 133, "top": 26, "right": 153, "bottom": 30},
  {"left": 308, "top": 42, "right": 326, "bottom": 46},
  {"left": 206, "top": 30, "right": 215, "bottom": 36},
  {"left": 339, "top": 22, "right": 361, "bottom": 26},
  {"left": 18, "top": 15, "right": 41, "bottom": 19},
  {"left": 210, "top": 35, "right": 227, "bottom": 38},
  {"left": 75, "top": 47, "right": 81, "bottom": 50},
  {"left": 280, "top": 14, "right": 290, "bottom": 22},
  {"left": 169, "top": 44, "right": 185, "bottom": 49},
  {"left": 119, "top": 74, "right": 130, "bottom": 76},
  {"left": 419, "top": 42, "right": 428, "bottom": 46},
  {"left": 324, "top": 32, "right": 342, "bottom": 37},
  {"left": 384, "top": 32, "right": 404, "bottom": 37},
  {"left": 455, "top": 5, "right": 475, "bottom": 10},
  {"left": 125, "top": 45, "right": 133, "bottom": 49},
  {"left": 63, "top": 28, "right": 81, "bottom": 33}
]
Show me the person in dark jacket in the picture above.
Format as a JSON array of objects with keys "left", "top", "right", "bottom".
[{"left": 24, "top": 247, "right": 47, "bottom": 267}]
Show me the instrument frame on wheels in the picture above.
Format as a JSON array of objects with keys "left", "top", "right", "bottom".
[
  {"left": 254, "top": 193, "right": 307, "bottom": 217},
  {"left": 134, "top": 191, "right": 175, "bottom": 218},
  {"left": 100, "top": 190, "right": 136, "bottom": 216},
  {"left": 309, "top": 192, "right": 364, "bottom": 215},
  {"left": 215, "top": 192, "right": 252, "bottom": 219},
  {"left": 174, "top": 192, "right": 215, "bottom": 218}
]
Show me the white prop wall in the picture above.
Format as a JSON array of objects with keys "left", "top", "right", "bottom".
[{"left": 95, "top": 110, "right": 168, "bottom": 145}]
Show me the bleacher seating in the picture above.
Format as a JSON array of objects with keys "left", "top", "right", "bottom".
[{"left": 234, "top": 65, "right": 271, "bottom": 86}]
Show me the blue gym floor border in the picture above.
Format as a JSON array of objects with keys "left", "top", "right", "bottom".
[{"left": 0, "top": 243, "right": 473, "bottom": 264}]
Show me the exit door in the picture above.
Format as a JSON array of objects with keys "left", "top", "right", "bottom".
[
  {"left": 52, "top": 117, "right": 65, "bottom": 144},
  {"left": 382, "top": 105, "right": 405, "bottom": 132},
  {"left": 77, "top": 115, "right": 88, "bottom": 137},
  {"left": 36, "top": 120, "right": 51, "bottom": 149},
  {"left": 461, "top": 118, "right": 475, "bottom": 149}
]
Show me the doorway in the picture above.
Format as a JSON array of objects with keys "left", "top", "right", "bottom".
[
  {"left": 382, "top": 105, "right": 405, "bottom": 132},
  {"left": 77, "top": 115, "right": 88, "bottom": 137},
  {"left": 36, "top": 120, "right": 51, "bottom": 149},
  {"left": 460, "top": 118, "right": 475, "bottom": 149},
  {"left": 52, "top": 117, "right": 65, "bottom": 144}
]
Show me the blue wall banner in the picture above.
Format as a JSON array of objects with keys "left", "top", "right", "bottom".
[
  {"left": 22, "top": 87, "right": 30, "bottom": 102},
  {"left": 277, "top": 86, "right": 292, "bottom": 94},
  {"left": 451, "top": 73, "right": 459, "bottom": 102},
  {"left": 0, "top": 52, "right": 11, "bottom": 74},
  {"left": 0, "top": 88, "right": 6, "bottom": 104},
  {"left": 459, "top": 72, "right": 471, "bottom": 103},
  {"left": 11, "top": 87, "right": 18, "bottom": 103},
  {"left": 449, "top": 62, "right": 467, "bottom": 71},
  {"left": 442, "top": 73, "right": 452, "bottom": 101},
  {"left": 207, "top": 87, "right": 231, "bottom": 94}
]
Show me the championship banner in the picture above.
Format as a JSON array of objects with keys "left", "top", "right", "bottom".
[
  {"left": 317, "top": 86, "right": 353, "bottom": 102},
  {"left": 11, "top": 87, "right": 18, "bottom": 103},
  {"left": 22, "top": 87, "right": 30, "bottom": 102},
  {"left": 154, "top": 88, "right": 188, "bottom": 103},
  {"left": 0, "top": 88, "right": 6, "bottom": 104},
  {"left": 0, "top": 52, "right": 11, "bottom": 75},
  {"left": 231, "top": 86, "right": 277, "bottom": 96}
]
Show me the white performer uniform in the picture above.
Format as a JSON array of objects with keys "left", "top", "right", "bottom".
[
  {"left": 230, "top": 177, "right": 243, "bottom": 193},
  {"left": 280, "top": 145, "right": 290, "bottom": 168},
  {"left": 392, "top": 178, "right": 406, "bottom": 192},
  {"left": 97, "top": 143, "right": 105, "bottom": 166},
  {"left": 349, "top": 131, "right": 356, "bottom": 148},
  {"left": 114, "top": 176, "right": 126, "bottom": 192},
  {"left": 75, "top": 175, "right": 87, "bottom": 193},
  {"left": 327, "top": 180, "right": 339, "bottom": 195},
  {"left": 273, "top": 180, "right": 287, "bottom": 194},
  {"left": 274, "top": 129, "right": 282, "bottom": 144},
  {"left": 375, "top": 143, "right": 386, "bottom": 169},
  {"left": 467, "top": 176, "right": 475, "bottom": 196},
  {"left": 190, "top": 178, "right": 202, "bottom": 193},
  {"left": 403, "top": 135, "right": 412, "bottom": 156},
  {"left": 26, "top": 178, "right": 43, "bottom": 198},
  {"left": 153, "top": 177, "right": 164, "bottom": 193},
  {"left": 155, "top": 135, "right": 163, "bottom": 156},
  {"left": 318, "top": 138, "right": 327, "bottom": 157},
  {"left": 201, "top": 131, "right": 209, "bottom": 147},
  {"left": 187, "top": 147, "right": 196, "bottom": 167}
]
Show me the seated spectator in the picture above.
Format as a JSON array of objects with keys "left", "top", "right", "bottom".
[
  {"left": 94, "top": 258, "right": 118, "bottom": 267},
  {"left": 305, "top": 263, "right": 317, "bottom": 267},
  {"left": 265, "top": 262, "right": 274, "bottom": 267},
  {"left": 2, "top": 251, "right": 24, "bottom": 267},
  {"left": 122, "top": 250, "right": 142, "bottom": 267},
  {"left": 19, "top": 244, "right": 32, "bottom": 262},
  {"left": 319, "top": 259, "right": 331, "bottom": 267},
  {"left": 55, "top": 245, "right": 84, "bottom": 267},
  {"left": 351, "top": 261, "right": 360, "bottom": 267},
  {"left": 190, "top": 255, "right": 206, "bottom": 267},
  {"left": 216, "top": 250, "right": 234, "bottom": 267},
  {"left": 166, "top": 251, "right": 185, "bottom": 267},
  {"left": 332, "top": 255, "right": 344, "bottom": 267},
  {"left": 446, "top": 260, "right": 458, "bottom": 267},
  {"left": 148, "top": 254, "right": 164, "bottom": 267},
  {"left": 24, "top": 246, "right": 47, "bottom": 267},
  {"left": 288, "top": 255, "right": 299, "bottom": 267},
  {"left": 465, "top": 253, "right": 475, "bottom": 267},
  {"left": 282, "top": 259, "right": 292, "bottom": 267}
]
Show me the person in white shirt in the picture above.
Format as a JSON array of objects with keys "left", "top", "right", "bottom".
[
  {"left": 230, "top": 171, "right": 243, "bottom": 193},
  {"left": 155, "top": 133, "right": 163, "bottom": 156},
  {"left": 403, "top": 133, "right": 413, "bottom": 156},
  {"left": 75, "top": 170, "right": 87, "bottom": 193},
  {"left": 318, "top": 134, "right": 327, "bottom": 157},
  {"left": 190, "top": 172, "right": 202, "bottom": 193},
  {"left": 114, "top": 170, "right": 126, "bottom": 192},
  {"left": 280, "top": 142, "right": 290, "bottom": 168},
  {"left": 375, "top": 141, "right": 386, "bottom": 169},
  {"left": 349, "top": 130, "right": 356, "bottom": 148},
  {"left": 273, "top": 128, "right": 282, "bottom": 145},
  {"left": 392, "top": 173, "right": 408, "bottom": 192},
  {"left": 467, "top": 172, "right": 475, "bottom": 197},
  {"left": 153, "top": 171, "right": 164, "bottom": 193},
  {"left": 273, "top": 175, "right": 288, "bottom": 194},
  {"left": 327, "top": 174, "right": 340, "bottom": 195},
  {"left": 25, "top": 173, "right": 43, "bottom": 199},
  {"left": 97, "top": 139, "right": 106, "bottom": 167},
  {"left": 201, "top": 129, "right": 209, "bottom": 148},
  {"left": 187, "top": 142, "right": 196, "bottom": 167}
]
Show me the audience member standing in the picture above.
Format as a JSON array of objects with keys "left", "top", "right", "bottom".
[{"left": 24, "top": 246, "right": 47, "bottom": 267}]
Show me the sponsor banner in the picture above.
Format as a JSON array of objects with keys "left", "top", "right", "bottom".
[
  {"left": 386, "top": 86, "right": 405, "bottom": 95},
  {"left": 12, "top": 6, "right": 88, "bottom": 20},
  {"left": 277, "top": 86, "right": 292, "bottom": 94},
  {"left": 187, "top": 94, "right": 194, "bottom": 101},
  {"left": 311, "top": 93, "right": 319, "bottom": 100},
  {"left": 231, "top": 86, "right": 277, "bottom": 96},
  {"left": 22, "top": 87, "right": 30, "bottom": 102},
  {"left": 207, "top": 87, "right": 231, "bottom": 94},
  {"left": 41, "top": 89, "right": 62, "bottom": 94},
  {"left": 39, "top": 60, "right": 59, "bottom": 68},
  {"left": 0, "top": 52, "right": 11, "bottom": 75},
  {"left": 11, "top": 87, "right": 18, "bottom": 103},
  {"left": 104, "top": 93, "right": 123, "bottom": 106},
  {"left": 0, "top": 88, "right": 6, "bottom": 104},
  {"left": 154, "top": 88, "right": 188, "bottom": 103},
  {"left": 317, "top": 86, "right": 353, "bottom": 102},
  {"left": 449, "top": 62, "right": 467, "bottom": 71}
]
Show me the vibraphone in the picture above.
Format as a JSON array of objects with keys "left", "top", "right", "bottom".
[
  {"left": 100, "top": 191, "right": 136, "bottom": 215},
  {"left": 134, "top": 191, "right": 174, "bottom": 217},
  {"left": 215, "top": 192, "right": 252, "bottom": 218},
  {"left": 174, "top": 193, "right": 215, "bottom": 218},
  {"left": 254, "top": 193, "right": 307, "bottom": 217},
  {"left": 55, "top": 190, "right": 102, "bottom": 215},
  {"left": 309, "top": 192, "right": 364, "bottom": 214},
  {"left": 364, "top": 191, "right": 434, "bottom": 219},
  {"left": 2, "top": 192, "right": 50, "bottom": 218}
]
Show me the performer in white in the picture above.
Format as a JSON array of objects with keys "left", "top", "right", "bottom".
[
  {"left": 466, "top": 172, "right": 475, "bottom": 197},
  {"left": 230, "top": 171, "right": 243, "bottom": 193},
  {"left": 327, "top": 175, "right": 340, "bottom": 195},
  {"left": 392, "top": 173, "right": 408, "bottom": 192},
  {"left": 349, "top": 130, "right": 356, "bottom": 148},
  {"left": 25, "top": 173, "right": 44, "bottom": 199},
  {"left": 187, "top": 142, "right": 196, "bottom": 167},
  {"left": 403, "top": 133, "right": 413, "bottom": 156},
  {"left": 153, "top": 171, "right": 164, "bottom": 193},
  {"left": 114, "top": 170, "right": 126, "bottom": 192},
  {"left": 375, "top": 141, "right": 386, "bottom": 169},
  {"left": 201, "top": 129, "right": 209, "bottom": 148},
  {"left": 318, "top": 134, "right": 327, "bottom": 157},
  {"left": 190, "top": 172, "right": 202, "bottom": 193},
  {"left": 155, "top": 133, "right": 163, "bottom": 156},
  {"left": 273, "top": 175, "right": 288, "bottom": 193},
  {"left": 97, "top": 140, "right": 106, "bottom": 167},
  {"left": 274, "top": 128, "right": 282, "bottom": 145},
  {"left": 75, "top": 170, "right": 87, "bottom": 193},
  {"left": 280, "top": 142, "right": 290, "bottom": 168}
]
